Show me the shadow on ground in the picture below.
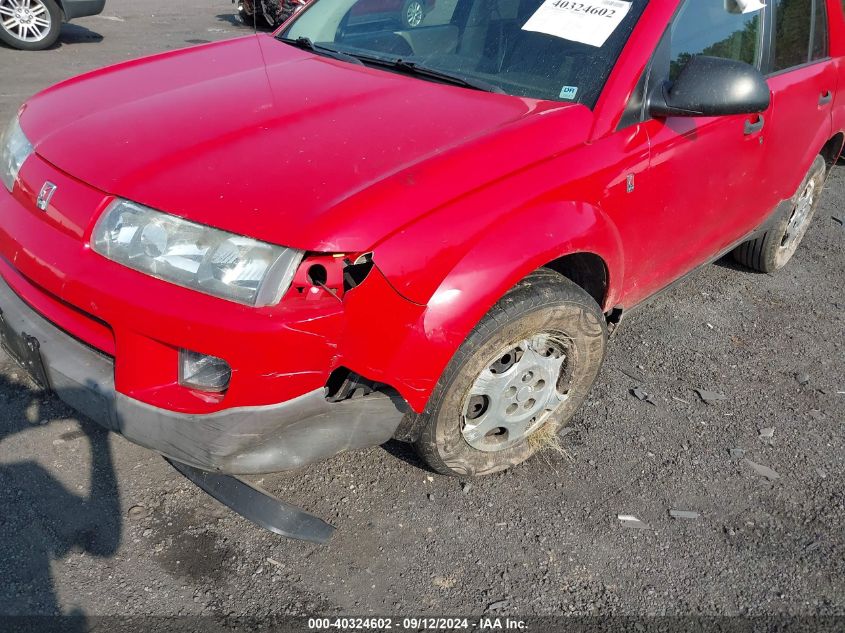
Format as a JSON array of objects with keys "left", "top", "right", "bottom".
[
  {"left": 0, "top": 23, "right": 102, "bottom": 51},
  {"left": 59, "top": 24, "right": 104, "bottom": 45},
  {"left": 0, "top": 372, "right": 121, "bottom": 624}
]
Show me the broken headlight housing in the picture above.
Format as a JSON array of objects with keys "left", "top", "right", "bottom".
[
  {"left": 91, "top": 199, "right": 304, "bottom": 306},
  {"left": 1, "top": 116, "right": 34, "bottom": 192}
]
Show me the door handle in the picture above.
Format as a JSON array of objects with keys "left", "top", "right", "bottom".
[
  {"left": 819, "top": 90, "right": 833, "bottom": 105},
  {"left": 744, "top": 114, "right": 765, "bottom": 135}
]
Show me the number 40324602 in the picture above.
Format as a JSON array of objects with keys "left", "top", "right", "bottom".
[{"left": 550, "top": 1, "right": 618, "bottom": 17}]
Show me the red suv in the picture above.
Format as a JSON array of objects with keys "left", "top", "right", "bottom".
[{"left": 1, "top": 1, "right": 842, "bottom": 490}]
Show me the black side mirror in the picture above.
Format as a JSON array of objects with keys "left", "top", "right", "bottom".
[{"left": 649, "top": 55, "right": 770, "bottom": 118}]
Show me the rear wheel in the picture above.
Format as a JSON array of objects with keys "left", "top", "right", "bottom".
[
  {"left": 732, "top": 155, "right": 826, "bottom": 273},
  {"left": 413, "top": 270, "right": 607, "bottom": 477},
  {"left": 0, "top": 0, "right": 61, "bottom": 51}
]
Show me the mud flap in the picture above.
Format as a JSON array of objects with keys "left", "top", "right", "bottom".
[{"left": 167, "top": 459, "right": 335, "bottom": 544}]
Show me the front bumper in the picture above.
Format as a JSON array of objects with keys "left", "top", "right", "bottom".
[{"left": 0, "top": 273, "right": 407, "bottom": 474}]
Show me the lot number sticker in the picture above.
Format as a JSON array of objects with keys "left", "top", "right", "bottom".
[{"left": 522, "top": 0, "right": 632, "bottom": 48}]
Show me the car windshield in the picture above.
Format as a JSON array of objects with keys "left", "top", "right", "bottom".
[{"left": 282, "top": 0, "right": 648, "bottom": 106}]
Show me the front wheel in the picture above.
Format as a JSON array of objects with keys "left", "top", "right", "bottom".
[
  {"left": 413, "top": 270, "right": 607, "bottom": 477},
  {"left": 0, "top": 0, "right": 62, "bottom": 51}
]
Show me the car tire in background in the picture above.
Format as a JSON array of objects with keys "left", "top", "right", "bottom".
[
  {"left": 732, "top": 155, "right": 827, "bottom": 273},
  {"left": 401, "top": 0, "right": 426, "bottom": 28},
  {"left": 0, "top": 0, "right": 62, "bottom": 51},
  {"left": 413, "top": 269, "right": 607, "bottom": 477}
]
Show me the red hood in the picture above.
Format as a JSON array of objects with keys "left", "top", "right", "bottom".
[{"left": 21, "top": 35, "right": 588, "bottom": 252}]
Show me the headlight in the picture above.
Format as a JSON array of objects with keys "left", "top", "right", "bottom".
[
  {"left": 91, "top": 199, "right": 304, "bottom": 306},
  {"left": 1, "top": 116, "right": 34, "bottom": 192}
]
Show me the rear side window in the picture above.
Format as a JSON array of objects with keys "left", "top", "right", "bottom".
[
  {"left": 668, "top": 0, "right": 762, "bottom": 80},
  {"left": 773, "top": 0, "right": 829, "bottom": 72}
]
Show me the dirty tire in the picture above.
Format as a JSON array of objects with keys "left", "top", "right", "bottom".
[
  {"left": 0, "top": 0, "right": 62, "bottom": 51},
  {"left": 732, "top": 155, "right": 826, "bottom": 273},
  {"left": 413, "top": 269, "right": 607, "bottom": 477}
]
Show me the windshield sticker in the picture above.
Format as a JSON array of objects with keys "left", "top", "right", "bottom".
[
  {"left": 522, "top": 0, "right": 632, "bottom": 48},
  {"left": 559, "top": 85, "right": 579, "bottom": 100}
]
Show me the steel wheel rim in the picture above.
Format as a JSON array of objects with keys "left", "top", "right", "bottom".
[
  {"left": 405, "top": 1, "right": 424, "bottom": 27},
  {"left": 0, "top": 0, "right": 52, "bottom": 43},
  {"left": 781, "top": 178, "right": 816, "bottom": 252},
  {"left": 461, "top": 333, "right": 571, "bottom": 453}
]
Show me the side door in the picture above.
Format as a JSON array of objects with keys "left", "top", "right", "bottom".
[
  {"left": 621, "top": 0, "right": 773, "bottom": 304},
  {"left": 760, "top": 0, "right": 836, "bottom": 203}
]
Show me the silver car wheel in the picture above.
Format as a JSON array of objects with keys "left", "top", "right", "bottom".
[
  {"left": 405, "top": 1, "right": 424, "bottom": 27},
  {"left": 0, "top": 0, "right": 52, "bottom": 43},
  {"left": 780, "top": 177, "right": 816, "bottom": 254},
  {"left": 461, "top": 333, "right": 570, "bottom": 453}
]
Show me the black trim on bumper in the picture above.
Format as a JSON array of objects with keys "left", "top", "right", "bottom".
[{"left": 0, "top": 275, "right": 408, "bottom": 474}]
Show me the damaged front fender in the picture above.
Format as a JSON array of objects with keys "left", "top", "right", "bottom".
[{"left": 339, "top": 199, "right": 624, "bottom": 413}]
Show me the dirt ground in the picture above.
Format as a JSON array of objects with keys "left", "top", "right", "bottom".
[{"left": 0, "top": 0, "right": 843, "bottom": 627}]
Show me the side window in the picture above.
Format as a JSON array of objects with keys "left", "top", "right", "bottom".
[
  {"left": 773, "top": 0, "right": 828, "bottom": 72},
  {"left": 668, "top": 0, "right": 762, "bottom": 80}
]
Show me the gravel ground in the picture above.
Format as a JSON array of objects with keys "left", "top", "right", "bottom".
[{"left": 0, "top": 0, "right": 843, "bottom": 625}]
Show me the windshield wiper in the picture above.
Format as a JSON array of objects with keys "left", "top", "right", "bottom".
[
  {"left": 361, "top": 56, "right": 504, "bottom": 94},
  {"left": 277, "top": 37, "right": 502, "bottom": 94},
  {"left": 277, "top": 36, "right": 364, "bottom": 66}
]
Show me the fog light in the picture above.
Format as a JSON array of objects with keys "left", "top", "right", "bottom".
[{"left": 179, "top": 350, "right": 231, "bottom": 392}]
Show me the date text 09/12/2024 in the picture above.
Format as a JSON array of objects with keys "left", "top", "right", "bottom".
[{"left": 307, "top": 617, "right": 528, "bottom": 630}]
